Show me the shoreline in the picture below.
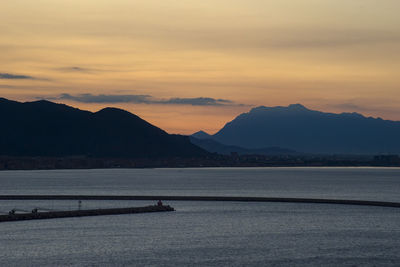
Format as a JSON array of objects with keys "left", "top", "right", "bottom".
[
  {"left": 1, "top": 154, "right": 399, "bottom": 170},
  {"left": 1, "top": 165, "right": 400, "bottom": 173}
]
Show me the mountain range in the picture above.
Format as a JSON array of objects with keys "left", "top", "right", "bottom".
[
  {"left": 193, "top": 104, "right": 400, "bottom": 154},
  {"left": 189, "top": 136, "right": 296, "bottom": 155},
  {"left": 2, "top": 98, "right": 399, "bottom": 157},
  {"left": 0, "top": 98, "right": 207, "bottom": 158}
]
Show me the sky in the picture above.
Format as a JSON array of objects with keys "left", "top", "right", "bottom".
[{"left": 1, "top": 0, "right": 399, "bottom": 134}]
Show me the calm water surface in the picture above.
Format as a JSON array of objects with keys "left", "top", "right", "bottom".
[{"left": 0, "top": 167, "right": 399, "bottom": 266}]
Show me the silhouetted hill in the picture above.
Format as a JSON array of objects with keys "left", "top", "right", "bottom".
[
  {"left": 191, "top": 130, "right": 212, "bottom": 139},
  {"left": 209, "top": 104, "right": 400, "bottom": 154},
  {"left": 0, "top": 98, "right": 207, "bottom": 158},
  {"left": 190, "top": 136, "right": 297, "bottom": 155}
]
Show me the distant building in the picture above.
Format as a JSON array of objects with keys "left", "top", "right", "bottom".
[
  {"left": 374, "top": 155, "right": 400, "bottom": 165},
  {"left": 230, "top": 152, "right": 239, "bottom": 158}
]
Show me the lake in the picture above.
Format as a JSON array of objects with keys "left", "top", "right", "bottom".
[{"left": 1, "top": 167, "right": 399, "bottom": 266}]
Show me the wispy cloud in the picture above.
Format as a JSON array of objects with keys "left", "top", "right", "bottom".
[
  {"left": 0, "top": 73, "right": 36, "bottom": 80},
  {"left": 54, "top": 93, "right": 241, "bottom": 106},
  {"left": 326, "top": 102, "right": 400, "bottom": 116},
  {"left": 160, "top": 97, "right": 234, "bottom": 106},
  {"left": 56, "top": 66, "right": 97, "bottom": 73},
  {"left": 330, "top": 103, "right": 366, "bottom": 111},
  {"left": 59, "top": 93, "right": 151, "bottom": 104}
]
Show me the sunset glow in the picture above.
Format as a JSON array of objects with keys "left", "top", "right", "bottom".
[{"left": 1, "top": 0, "right": 399, "bottom": 134}]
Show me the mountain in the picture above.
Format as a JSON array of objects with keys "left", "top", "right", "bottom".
[
  {"left": 190, "top": 136, "right": 297, "bottom": 155},
  {"left": 191, "top": 130, "right": 212, "bottom": 139},
  {"left": 209, "top": 104, "right": 400, "bottom": 154},
  {"left": 0, "top": 98, "right": 207, "bottom": 158}
]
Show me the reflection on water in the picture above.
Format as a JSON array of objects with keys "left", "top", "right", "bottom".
[
  {"left": 1, "top": 201, "right": 399, "bottom": 266},
  {"left": 0, "top": 168, "right": 400, "bottom": 266}
]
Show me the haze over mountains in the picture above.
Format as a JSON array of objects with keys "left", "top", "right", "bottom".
[
  {"left": 194, "top": 104, "right": 400, "bottom": 154},
  {"left": 0, "top": 98, "right": 207, "bottom": 158}
]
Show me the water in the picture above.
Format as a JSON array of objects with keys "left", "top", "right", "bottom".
[
  {"left": 1, "top": 167, "right": 400, "bottom": 266},
  {"left": 1, "top": 167, "right": 400, "bottom": 201}
]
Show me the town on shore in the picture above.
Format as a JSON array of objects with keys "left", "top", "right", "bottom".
[{"left": 1, "top": 154, "right": 399, "bottom": 170}]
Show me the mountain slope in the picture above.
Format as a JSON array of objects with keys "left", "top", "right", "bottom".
[
  {"left": 0, "top": 98, "right": 207, "bottom": 158},
  {"left": 190, "top": 136, "right": 297, "bottom": 155},
  {"left": 211, "top": 104, "right": 400, "bottom": 154},
  {"left": 191, "top": 130, "right": 212, "bottom": 139}
]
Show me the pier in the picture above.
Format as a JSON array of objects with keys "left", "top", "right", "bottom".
[{"left": 0, "top": 205, "right": 175, "bottom": 223}]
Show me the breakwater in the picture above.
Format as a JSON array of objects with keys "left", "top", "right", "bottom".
[
  {"left": 0, "top": 205, "right": 174, "bottom": 223},
  {"left": 1, "top": 195, "right": 400, "bottom": 208}
]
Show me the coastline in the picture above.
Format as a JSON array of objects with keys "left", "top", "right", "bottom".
[{"left": 0, "top": 155, "right": 399, "bottom": 170}]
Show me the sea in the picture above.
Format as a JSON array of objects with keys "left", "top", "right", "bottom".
[{"left": 0, "top": 167, "right": 399, "bottom": 266}]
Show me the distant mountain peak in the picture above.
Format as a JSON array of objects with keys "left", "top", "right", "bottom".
[
  {"left": 340, "top": 111, "right": 365, "bottom": 119},
  {"left": 249, "top": 104, "right": 310, "bottom": 114},
  {"left": 244, "top": 104, "right": 314, "bottom": 115},
  {"left": 212, "top": 104, "right": 400, "bottom": 154},
  {"left": 194, "top": 130, "right": 209, "bottom": 135},
  {"left": 287, "top": 103, "right": 308, "bottom": 110},
  {"left": 192, "top": 130, "right": 211, "bottom": 139}
]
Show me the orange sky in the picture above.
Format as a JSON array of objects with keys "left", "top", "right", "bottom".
[{"left": 1, "top": 0, "right": 399, "bottom": 134}]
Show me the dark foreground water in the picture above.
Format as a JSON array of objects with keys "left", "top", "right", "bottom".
[{"left": 0, "top": 167, "right": 399, "bottom": 266}]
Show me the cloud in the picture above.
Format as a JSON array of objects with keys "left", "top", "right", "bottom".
[
  {"left": 56, "top": 66, "right": 97, "bottom": 73},
  {"left": 160, "top": 97, "right": 233, "bottom": 106},
  {"left": 100, "top": 22, "right": 400, "bottom": 53},
  {"left": 0, "top": 84, "right": 18, "bottom": 89},
  {"left": 327, "top": 102, "right": 400, "bottom": 116},
  {"left": 0, "top": 73, "right": 36, "bottom": 79},
  {"left": 331, "top": 103, "right": 366, "bottom": 111},
  {"left": 58, "top": 93, "right": 152, "bottom": 104},
  {"left": 55, "top": 93, "right": 241, "bottom": 106},
  {"left": 63, "top": 67, "right": 88, "bottom": 72}
]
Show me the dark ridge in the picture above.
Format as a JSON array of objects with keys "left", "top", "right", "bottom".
[{"left": 0, "top": 98, "right": 208, "bottom": 158}]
